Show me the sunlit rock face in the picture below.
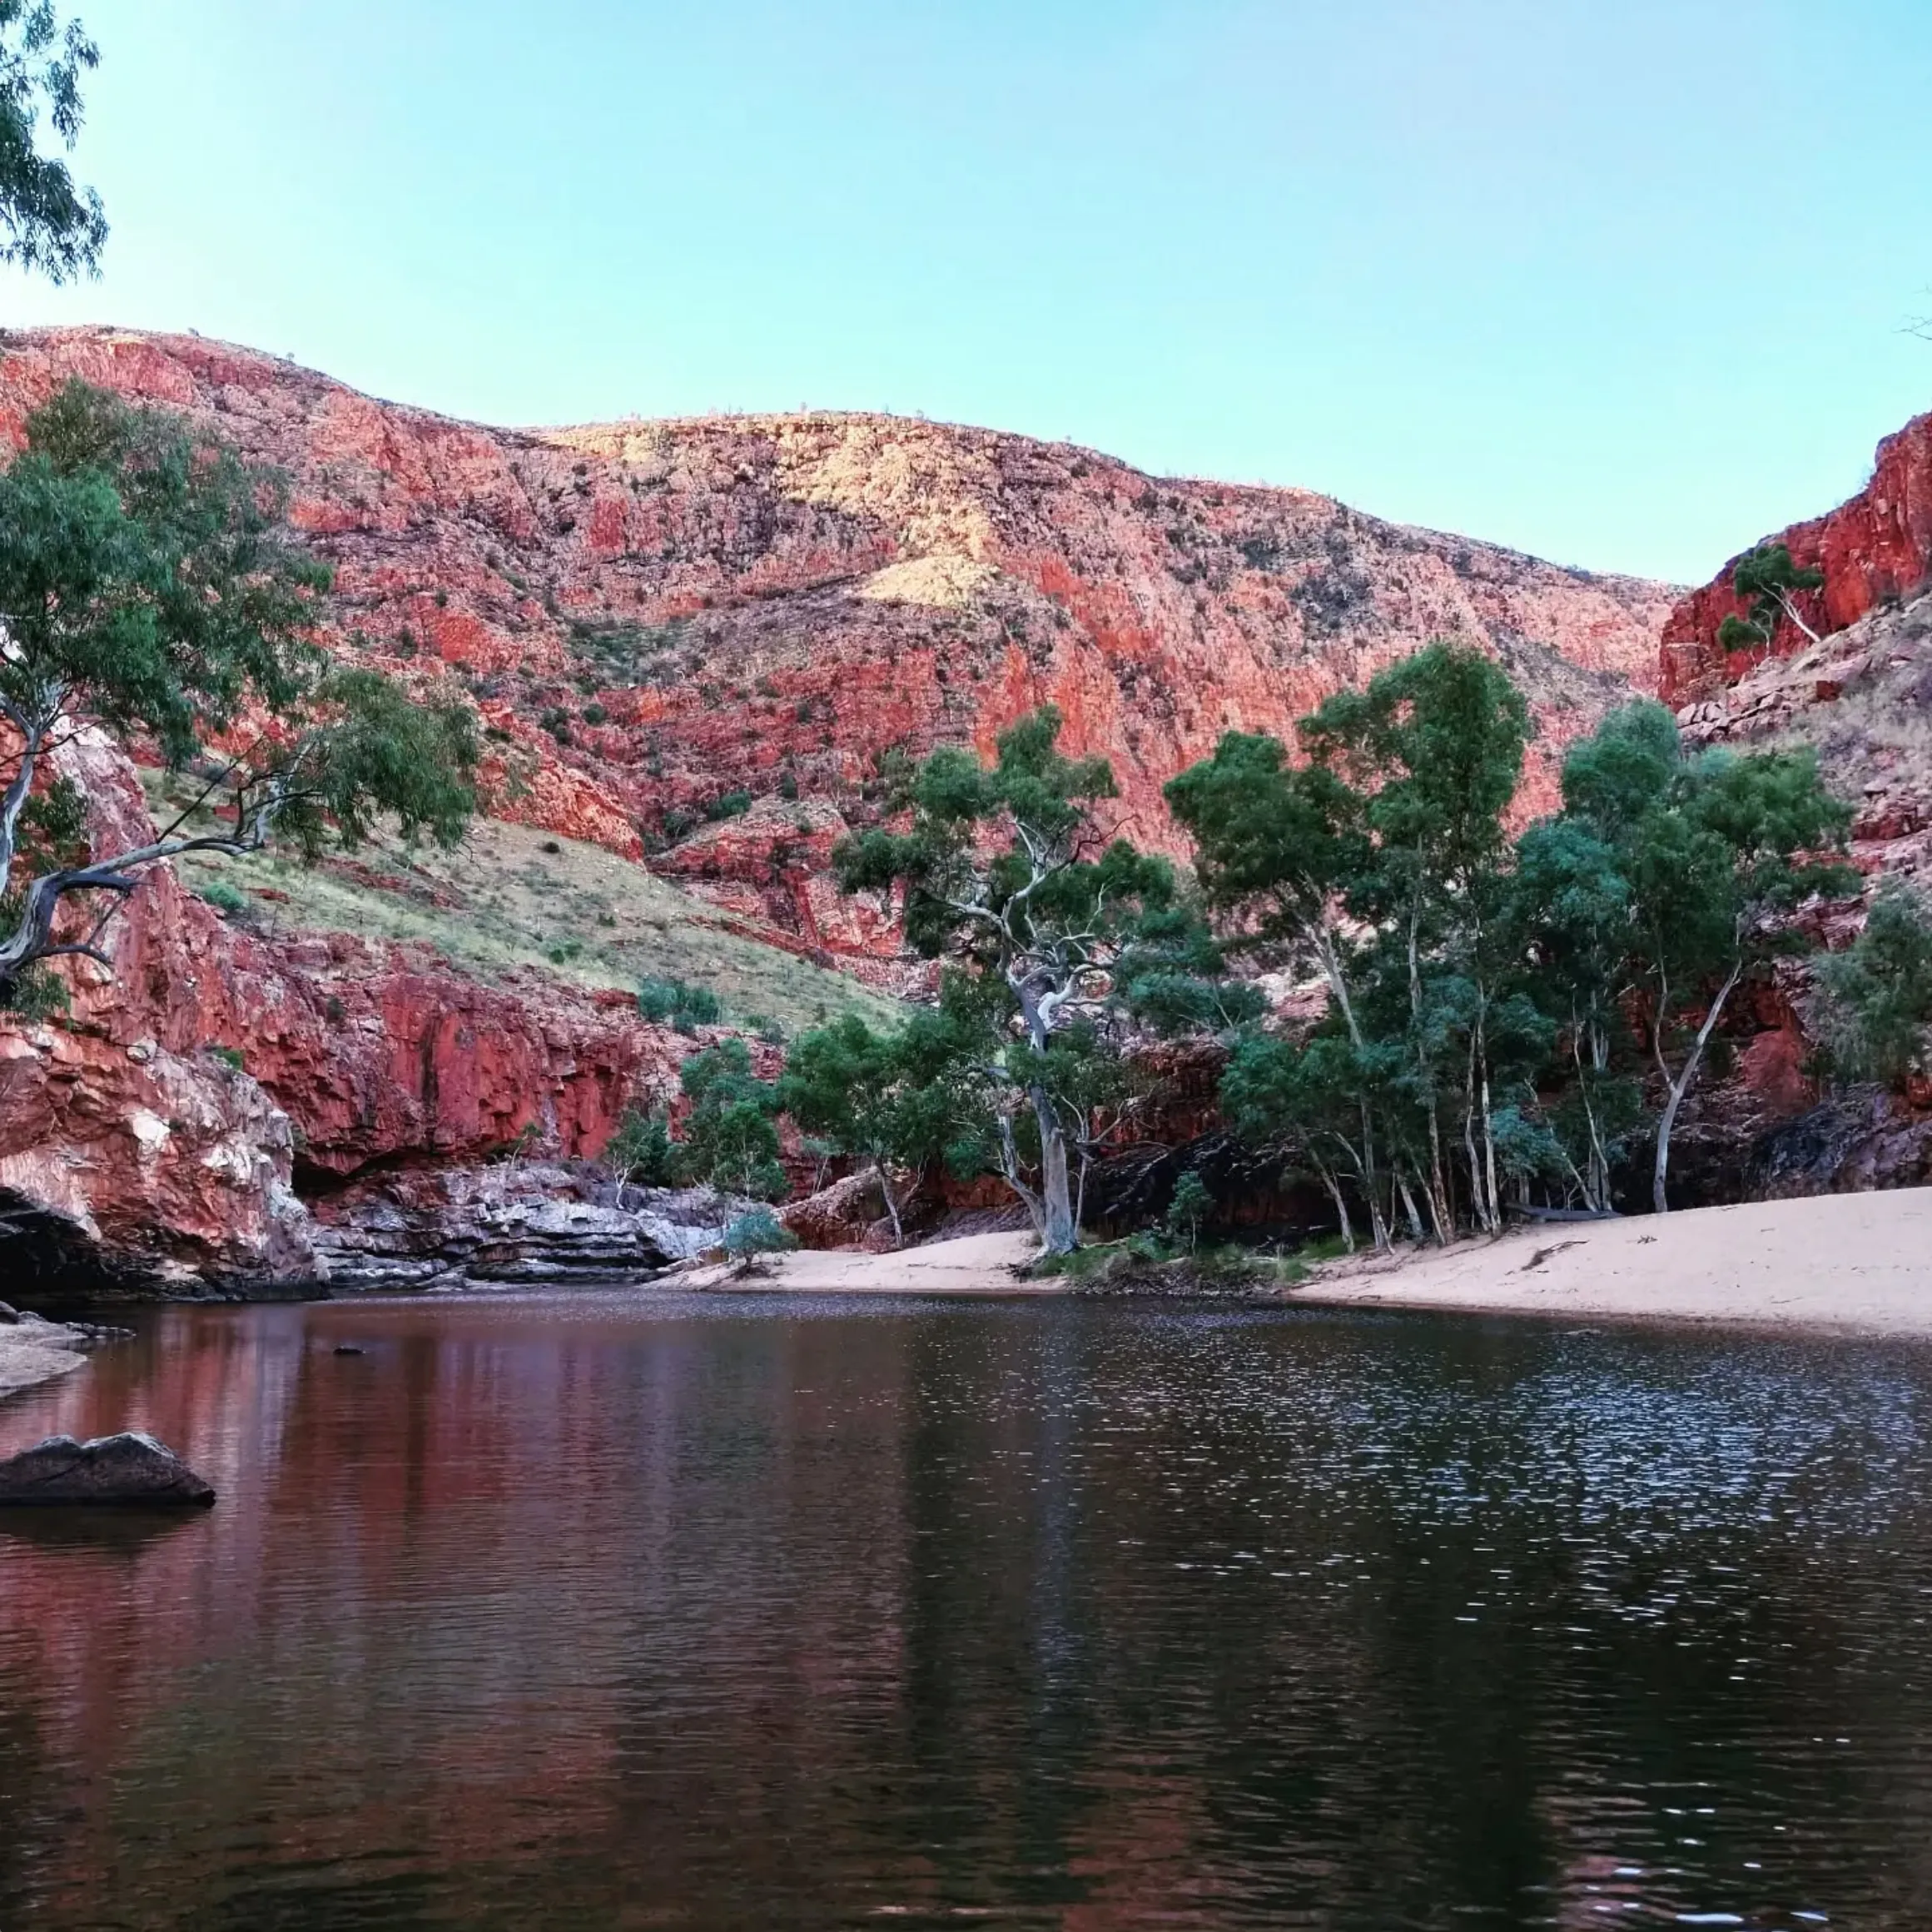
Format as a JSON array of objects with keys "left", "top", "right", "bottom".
[
  {"left": 0, "top": 327, "right": 1673, "bottom": 941},
  {"left": 1661, "top": 408, "right": 1932, "bottom": 707}
]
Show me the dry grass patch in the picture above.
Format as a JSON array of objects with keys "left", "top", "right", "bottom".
[{"left": 146, "top": 780, "right": 905, "bottom": 1037}]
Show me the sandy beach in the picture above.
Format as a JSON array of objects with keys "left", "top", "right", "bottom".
[
  {"left": 686, "top": 1189, "right": 1932, "bottom": 1336},
  {"left": 689, "top": 1229, "right": 1049, "bottom": 1294},
  {"left": 1294, "top": 1188, "right": 1932, "bottom": 1337}
]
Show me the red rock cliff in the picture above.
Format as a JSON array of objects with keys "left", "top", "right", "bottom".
[
  {"left": 0, "top": 735, "right": 694, "bottom": 1286},
  {"left": 0, "top": 327, "right": 1674, "bottom": 945},
  {"left": 1661, "top": 409, "right": 1932, "bottom": 705}
]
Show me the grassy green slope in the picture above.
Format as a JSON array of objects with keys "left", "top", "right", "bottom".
[{"left": 151, "top": 786, "right": 904, "bottom": 1038}]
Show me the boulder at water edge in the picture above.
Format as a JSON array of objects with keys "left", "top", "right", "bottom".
[{"left": 0, "top": 1433, "right": 216, "bottom": 1507}]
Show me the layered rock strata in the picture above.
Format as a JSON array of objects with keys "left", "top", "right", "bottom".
[{"left": 0, "top": 739, "right": 701, "bottom": 1291}]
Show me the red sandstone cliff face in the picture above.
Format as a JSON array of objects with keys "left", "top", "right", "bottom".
[
  {"left": 0, "top": 735, "right": 696, "bottom": 1285},
  {"left": 1661, "top": 409, "right": 1932, "bottom": 705},
  {"left": 0, "top": 327, "right": 1674, "bottom": 950}
]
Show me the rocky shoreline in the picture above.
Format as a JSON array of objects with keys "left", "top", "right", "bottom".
[{"left": 0, "top": 1302, "right": 129, "bottom": 1401}]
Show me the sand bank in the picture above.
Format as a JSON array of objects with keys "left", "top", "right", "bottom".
[
  {"left": 688, "top": 1229, "right": 1049, "bottom": 1295},
  {"left": 1295, "top": 1188, "right": 1932, "bottom": 1337}
]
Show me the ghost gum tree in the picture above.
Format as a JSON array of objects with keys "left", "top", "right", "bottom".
[
  {"left": 830, "top": 708, "right": 1229, "bottom": 1255},
  {"left": 0, "top": 380, "right": 479, "bottom": 1011},
  {"left": 1170, "top": 643, "right": 1854, "bottom": 1237}
]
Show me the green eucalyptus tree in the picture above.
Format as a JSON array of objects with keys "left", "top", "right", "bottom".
[
  {"left": 0, "top": 2, "right": 104, "bottom": 281},
  {"left": 832, "top": 708, "right": 1203, "bottom": 1254},
  {"left": 0, "top": 381, "right": 478, "bottom": 1008}
]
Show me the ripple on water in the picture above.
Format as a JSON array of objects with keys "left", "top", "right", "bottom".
[{"left": 0, "top": 1296, "right": 1929, "bottom": 1929}]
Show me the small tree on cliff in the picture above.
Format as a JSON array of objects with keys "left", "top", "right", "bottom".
[
  {"left": 0, "top": 380, "right": 479, "bottom": 1010},
  {"left": 832, "top": 708, "right": 1185, "bottom": 1256},
  {"left": 0, "top": 2, "right": 106, "bottom": 282},
  {"left": 1716, "top": 543, "right": 1826, "bottom": 653}
]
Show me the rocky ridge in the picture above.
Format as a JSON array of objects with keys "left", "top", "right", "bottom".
[
  {"left": 0, "top": 327, "right": 1674, "bottom": 957},
  {"left": 1658, "top": 405, "right": 1932, "bottom": 1198},
  {"left": 1662, "top": 407, "right": 1932, "bottom": 706}
]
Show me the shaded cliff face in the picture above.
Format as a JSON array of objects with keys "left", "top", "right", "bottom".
[
  {"left": 0, "top": 327, "right": 1673, "bottom": 945},
  {"left": 1661, "top": 408, "right": 1932, "bottom": 706}
]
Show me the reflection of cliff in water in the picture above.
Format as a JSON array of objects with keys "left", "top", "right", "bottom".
[{"left": 2, "top": 1299, "right": 1932, "bottom": 1926}]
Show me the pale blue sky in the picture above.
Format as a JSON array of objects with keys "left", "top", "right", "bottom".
[{"left": 4, "top": 0, "right": 1929, "bottom": 583}]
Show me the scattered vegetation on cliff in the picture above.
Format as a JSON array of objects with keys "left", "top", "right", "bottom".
[
  {"left": 163, "top": 812, "right": 901, "bottom": 1036},
  {"left": 1812, "top": 884, "right": 1932, "bottom": 1090}
]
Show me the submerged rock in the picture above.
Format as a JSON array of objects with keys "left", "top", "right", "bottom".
[{"left": 0, "top": 1433, "right": 217, "bottom": 1507}]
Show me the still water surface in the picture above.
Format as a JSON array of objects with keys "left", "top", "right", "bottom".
[{"left": 2, "top": 1294, "right": 1930, "bottom": 1930}]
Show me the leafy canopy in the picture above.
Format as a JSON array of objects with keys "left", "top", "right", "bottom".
[
  {"left": 0, "top": 2, "right": 103, "bottom": 281},
  {"left": 0, "top": 380, "right": 478, "bottom": 1001}
]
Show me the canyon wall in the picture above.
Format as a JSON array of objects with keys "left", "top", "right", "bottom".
[
  {"left": 0, "top": 327, "right": 1684, "bottom": 1282},
  {"left": 0, "top": 736, "right": 691, "bottom": 1290},
  {"left": 0, "top": 327, "right": 1673, "bottom": 951},
  {"left": 1661, "top": 409, "right": 1932, "bottom": 705}
]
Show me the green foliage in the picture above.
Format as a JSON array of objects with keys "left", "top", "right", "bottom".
[
  {"left": 830, "top": 706, "right": 1233, "bottom": 1253},
  {"left": 1813, "top": 884, "right": 1932, "bottom": 1089},
  {"left": 636, "top": 975, "right": 723, "bottom": 1030},
  {"left": 1164, "top": 1170, "right": 1213, "bottom": 1253},
  {"left": 704, "top": 790, "right": 752, "bottom": 822},
  {"left": 722, "top": 1208, "right": 797, "bottom": 1267},
  {"left": 679, "top": 1038, "right": 786, "bottom": 1201},
  {"left": 0, "top": 960, "right": 67, "bottom": 1018},
  {"left": 0, "top": 2, "right": 104, "bottom": 282},
  {"left": 1555, "top": 700, "right": 1851, "bottom": 1210},
  {"left": 0, "top": 381, "right": 479, "bottom": 1001},
  {"left": 274, "top": 668, "right": 478, "bottom": 856},
  {"left": 1716, "top": 543, "right": 1825, "bottom": 653},
  {"left": 207, "top": 1043, "right": 245, "bottom": 1073},
  {"left": 779, "top": 1010, "right": 963, "bottom": 1243},
  {"left": 605, "top": 1107, "right": 679, "bottom": 1187},
  {"left": 1, "top": 380, "right": 330, "bottom": 762},
  {"left": 199, "top": 881, "right": 247, "bottom": 916},
  {"left": 1177, "top": 648, "right": 1853, "bottom": 1239}
]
